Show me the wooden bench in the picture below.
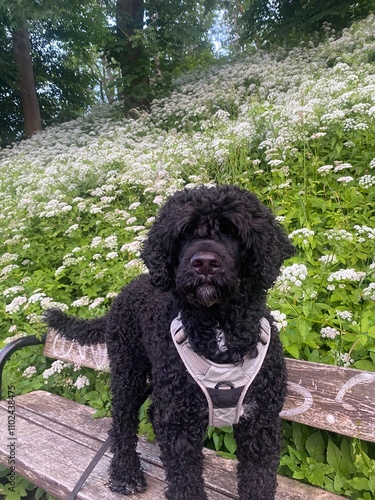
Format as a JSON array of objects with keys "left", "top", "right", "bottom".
[{"left": 1, "top": 329, "right": 375, "bottom": 499}]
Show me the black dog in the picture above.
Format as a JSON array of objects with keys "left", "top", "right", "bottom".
[{"left": 44, "top": 185, "right": 294, "bottom": 500}]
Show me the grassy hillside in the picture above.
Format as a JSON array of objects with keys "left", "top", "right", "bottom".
[{"left": 0, "top": 14, "right": 375, "bottom": 499}]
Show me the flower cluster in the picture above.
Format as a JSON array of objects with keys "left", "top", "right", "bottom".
[
  {"left": 43, "top": 360, "right": 68, "bottom": 379},
  {"left": 275, "top": 264, "right": 308, "bottom": 293},
  {"left": 320, "top": 326, "right": 341, "bottom": 339},
  {"left": 327, "top": 269, "right": 366, "bottom": 283},
  {"left": 271, "top": 310, "right": 288, "bottom": 331},
  {"left": 22, "top": 366, "right": 37, "bottom": 378}
]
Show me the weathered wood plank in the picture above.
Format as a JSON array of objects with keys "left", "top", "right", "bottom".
[
  {"left": 0, "top": 391, "right": 343, "bottom": 499},
  {"left": 282, "top": 359, "right": 375, "bottom": 442},
  {"left": 44, "top": 331, "right": 375, "bottom": 442},
  {"left": 43, "top": 329, "right": 109, "bottom": 371},
  {"left": 0, "top": 406, "right": 167, "bottom": 499}
]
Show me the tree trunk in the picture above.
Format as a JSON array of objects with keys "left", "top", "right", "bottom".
[
  {"left": 116, "top": 0, "right": 150, "bottom": 112},
  {"left": 12, "top": 27, "right": 42, "bottom": 138}
]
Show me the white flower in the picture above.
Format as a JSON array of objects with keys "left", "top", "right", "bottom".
[
  {"left": 337, "top": 352, "right": 354, "bottom": 367},
  {"left": 336, "top": 310, "right": 353, "bottom": 322},
  {"left": 0, "top": 253, "right": 19, "bottom": 264},
  {"left": 3, "top": 286, "right": 25, "bottom": 297},
  {"left": 289, "top": 228, "right": 315, "bottom": 239},
  {"left": 324, "top": 229, "right": 353, "bottom": 241},
  {"left": 334, "top": 162, "right": 353, "bottom": 172},
  {"left": 71, "top": 296, "right": 91, "bottom": 307},
  {"left": 359, "top": 175, "right": 375, "bottom": 188},
  {"left": 129, "top": 202, "right": 141, "bottom": 210},
  {"left": 321, "top": 326, "right": 340, "bottom": 339},
  {"left": 91, "top": 236, "right": 103, "bottom": 248},
  {"left": 268, "top": 159, "right": 283, "bottom": 166},
  {"left": 22, "top": 366, "right": 37, "bottom": 378},
  {"left": 5, "top": 296, "right": 27, "bottom": 313},
  {"left": 318, "top": 254, "right": 338, "bottom": 264},
  {"left": 88, "top": 297, "right": 105, "bottom": 309},
  {"left": 363, "top": 283, "right": 375, "bottom": 300},
  {"left": 153, "top": 196, "right": 164, "bottom": 206},
  {"left": 106, "top": 251, "right": 118, "bottom": 260},
  {"left": 74, "top": 375, "right": 90, "bottom": 389},
  {"left": 28, "top": 292, "right": 47, "bottom": 304},
  {"left": 65, "top": 224, "right": 79, "bottom": 235},
  {"left": 275, "top": 264, "right": 308, "bottom": 292},
  {"left": 271, "top": 310, "right": 288, "bottom": 331},
  {"left": 2, "top": 332, "right": 27, "bottom": 344},
  {"left": 43, "top": 360, "right": 68, "bottom": 379},
  {"left": 327, "top": 269, "right": 366, "bottom": 282},
  {"left": 337, "top": 176, "right": 354, "bottom": 184},
  {"left": 317, "top": 165, "right": 333, "bottom": 175},
  {"left": 120, "top": 240, "right": 141, "bottom": 254},
  {"left": 104, "top": 235, "right": 117, "bottom": 249}
]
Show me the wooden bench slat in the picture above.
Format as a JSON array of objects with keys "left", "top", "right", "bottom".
[
  {"left": 0, "top": 408, "right": 167, "bottom": 499},
  {"left": 44, "top": 330, "right": 375, "bottom": 443},
  {"left": 283, "top": 359, "right": 375, "bottom": 442},
  {"left": 0, "top": 391, "right": 343, "bottom": 499},
  {"left": 44, "top": 329, "right": 109, "bottom": 371}
]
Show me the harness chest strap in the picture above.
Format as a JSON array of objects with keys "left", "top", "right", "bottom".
[{"left": 170, "top": 316, "right": 271, "bottom": 428}]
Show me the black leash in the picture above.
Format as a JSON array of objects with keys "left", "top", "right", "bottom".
[
  {"left": 67, "top": 435, "right": 111, "bottom": 500},
  {"left": 67, "top": 385, "right": 152, "bottom": 499}
]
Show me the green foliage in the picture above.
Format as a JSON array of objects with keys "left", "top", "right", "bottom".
[
  {"left": 240, "top": 0, "right": 375, "bottom": 48},
  {"left": 0, "top": 0, "right": 110, "bottom": 146},
  {"left": 280, "top": 423, "right": 375, "bottom": 499},
  {"left": 0, "top": 463, "right": 55, "bottom": 499}
]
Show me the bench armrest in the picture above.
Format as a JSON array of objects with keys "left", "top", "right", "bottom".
[{"left": 0, "top": 334, "right": 46, "bottom": 400}]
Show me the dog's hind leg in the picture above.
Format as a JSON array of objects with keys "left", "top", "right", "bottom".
[{"left": 108, "top": 351, "right": 150, "bottom": 495}]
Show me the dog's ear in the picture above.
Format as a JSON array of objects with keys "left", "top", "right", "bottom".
[
  {"left": 221, "top": 189, "right": 295, "bottom": 291},
  {"left": 245, "top": 215, "right": 295, "bottom": 290},
  {"left": 141, "top": 198, "right": 183, "bottom": 291},
  {"left": 141, "top": 222, "right": 174, "bottom": 291}
]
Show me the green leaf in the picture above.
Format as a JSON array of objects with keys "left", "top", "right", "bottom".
[
  {"left": 285, "top": 345, "right": 300, "bottom": 359},
  {"left": 353, "top": 360, "right": 375, "bottom": 372},
  {"left": 327, "top": 440, "right": 343, "bottom": 472},
  {"left": 224, "top": 432, "right": 237, "bottom": 455},
  {"left": 347, "top": 477, "right": 370, "bottom": 491},
  {"left": 296, "top": 318, "right": 311, "bottom": 340},
  {"left": 340, "top": 439, "right": 356, "bottom": 475},
  {"left": 212, "top": 432, "right": 222, "bottom": 451},
  {"left": 333, "top": 471, "right": 346, "bottom": 492},
  {"left": 305, "top": 431, "right": 325, "bottom": 462}
]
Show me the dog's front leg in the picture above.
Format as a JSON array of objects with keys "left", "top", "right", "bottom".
[
  {"left": 234, "top": 413, "right": 282, "bottom": 500},
  {"left": 151, "top": 387, "right": 209, "bottom": 500}
]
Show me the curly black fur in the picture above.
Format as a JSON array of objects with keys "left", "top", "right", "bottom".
[{"left": 44, "top": 185, "right": 295, "bottom": 500}]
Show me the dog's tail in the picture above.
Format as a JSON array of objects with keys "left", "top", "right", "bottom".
[{"left": 43, "top": 308, "right": 107, "bottom": 345}]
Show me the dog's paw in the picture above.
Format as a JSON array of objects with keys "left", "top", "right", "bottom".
[{"left": 109, "top": 475, "right": 147, "bottom": 495}]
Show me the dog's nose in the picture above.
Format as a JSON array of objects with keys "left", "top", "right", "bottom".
[{"left": 190, "top": 252, "right": 221, "bottom": 276}]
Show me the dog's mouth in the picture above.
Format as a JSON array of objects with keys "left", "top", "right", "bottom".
[{"left": 194, "top": 283, "right": 218, "bottom": 307}]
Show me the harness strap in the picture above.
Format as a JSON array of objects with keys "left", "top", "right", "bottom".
[{"left": 171, "top": 316, "right": 271, "bottom": 427}]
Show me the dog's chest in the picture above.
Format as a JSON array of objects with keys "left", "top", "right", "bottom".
[{"left": 170, "top": 315, "right": 271, "bottom": 427}]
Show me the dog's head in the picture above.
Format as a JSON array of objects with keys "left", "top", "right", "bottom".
[{"left": 141, "top": 185, "right": 294, "bottom": 306}]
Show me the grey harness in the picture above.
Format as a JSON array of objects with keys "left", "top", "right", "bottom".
[{"left": 170, "top": 316, "right": 271, "bottom": 428}]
